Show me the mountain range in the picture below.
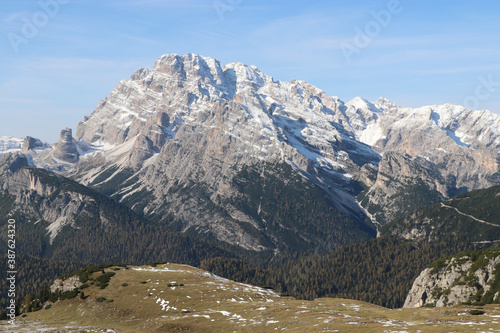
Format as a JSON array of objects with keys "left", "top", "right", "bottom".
[{"left": 2, "top": 52, "right": 500, "bottom": 260}]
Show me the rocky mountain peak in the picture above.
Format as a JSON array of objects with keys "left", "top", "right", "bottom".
[
  {"left": 345, "top": 96, "right": 376, "bottom": 111},
  {"left": 223, "top": 61, "right": 274, "bottom": 92},
  {"left": 21, "top": 136, "right": 48, "bottom": 153},
  {"left": 53, "top": 128, "right": 79, "bottom": 163},
  {"left": 152, "top": 53, "right": 225, "bottom": 88},
  {"left": 374, "top": 97, "right": 400, "bottom": 111}
]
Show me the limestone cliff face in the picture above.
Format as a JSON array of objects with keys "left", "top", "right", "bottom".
[
  {"left": 0, "top": 152, "right": 106, "bottom": 244},
  {"left": 357, "top": 151, "right": 451, "bottom": 225},
  {"left": 71, "top": 55, "right": 500, "bottom": 223},
  {"left": 68, "top": 53, "right": 382, "bottom": 252},
  {"left": 404, "top": 249, "right": 500, "bottom": 308}
]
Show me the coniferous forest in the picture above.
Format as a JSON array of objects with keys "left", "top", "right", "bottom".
[{"left": 201, "top": 236, "right": 475, "bottom": 308}]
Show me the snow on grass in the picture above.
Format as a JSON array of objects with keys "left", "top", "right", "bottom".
[
  {"left": 200, "top": 271, "right": 230, "bottom": 282},
  {"left": 451, "top": 321, "right": 486, "bottom": 325},
  {"left": 131, "top": 266, "right": 186, "bottom": 273},
  {"left": 192, "top": 314, "right": 211, "bottom": 319},
  {"left": 155, "top": 297, "right": 178, "bottom": 312},
  {"left": 213, "top": 310, "right": 231, "bottom": 316},
  {"left": 230, "top": 313, "right": 246, "bottom": 322}
]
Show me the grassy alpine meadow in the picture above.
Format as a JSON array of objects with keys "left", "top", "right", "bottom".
[{"left": 3, "top": 263, "right": 500, "bottom": 332}]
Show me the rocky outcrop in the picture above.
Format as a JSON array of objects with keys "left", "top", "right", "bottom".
[
  {"left": 128, "top": 134, "right": 155, "bottom": 171},
  {"left": 404, "top": 249, "right": 500, "bottom": 308},
  {"left": 0, "top": 152, "right": 29, "bottom": 175},
  {"left": 52, "top": 128, "right": 79, "bottom": 163},
  {"left": 50, "top": 276, "right": 83, "bottom": 293}
]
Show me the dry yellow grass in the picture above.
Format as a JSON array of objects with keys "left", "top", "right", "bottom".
[{"left": 3, "top": 263, "right": 500, "bottom": 332}]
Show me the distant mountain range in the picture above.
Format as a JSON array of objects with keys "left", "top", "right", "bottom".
[
  {"left": 0, "top": 136, "right": 22, "bottom": 154},
  {"left": 2, "top": 52, "right": 500, "bottom": 259}
]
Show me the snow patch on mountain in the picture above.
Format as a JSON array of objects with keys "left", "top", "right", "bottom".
[{"left": 359, "top": 123, "right": 385, "bottom": 147}]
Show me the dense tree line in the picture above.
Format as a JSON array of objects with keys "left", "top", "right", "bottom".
[{"left": 201, "top": 236, "right": 476, "bottom": 308}]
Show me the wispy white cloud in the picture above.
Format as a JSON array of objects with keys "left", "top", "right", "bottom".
[
  {"left": 410, "top": 65, "right": 500, "bottom": 76},
  {"left": 4, "top": 11, "right": 30, "bottom": 23},
  {"left": 245, "top": 13, "right": 345, "bottom": 64},
  {"left": 0, "top": 98, "right": 49, "bottom": 104},
  {"left": 104, "top": 0, "right": 212, "bottom": 9}
]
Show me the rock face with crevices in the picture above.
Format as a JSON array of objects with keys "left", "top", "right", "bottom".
[
  {"left": 404, "top": 248, "right": 500, "bottom": 308},
  {"left": 69, "top": 53, "right": 383, "bottom": 253}
]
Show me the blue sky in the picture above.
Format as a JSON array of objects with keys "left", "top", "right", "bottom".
[{"left": 1, "top": 0, "right": 500, "bottom": 142}]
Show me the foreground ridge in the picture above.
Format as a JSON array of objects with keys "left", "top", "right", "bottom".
[{"left": 10, "top": 263, "right": 500, "bottom": 332}]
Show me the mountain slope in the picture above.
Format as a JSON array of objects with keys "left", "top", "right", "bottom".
[
  {"left": 348, "top": 98, "right": 500, "bottom": 224},
  {"left": 0, "top": 152, "right": 231, "bottom": 265},
  {"left": 381, "top": 184, "right": 500, "bottom": 244},
  {"left": 71, "top": 54, "right": 380, "bottom": 254}
]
